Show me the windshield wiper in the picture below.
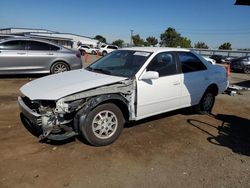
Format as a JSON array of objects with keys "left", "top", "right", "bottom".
[{"left": 86, "top": 67, "right": 112, "bottom": 75}]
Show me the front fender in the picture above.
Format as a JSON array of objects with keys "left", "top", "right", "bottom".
[{"left": 73, "top": 94, "right": 129, "bottom": 133}]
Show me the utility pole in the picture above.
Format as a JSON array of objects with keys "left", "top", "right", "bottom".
[{"left": 130, "top": 29, "right": 134, "bottom": 46}]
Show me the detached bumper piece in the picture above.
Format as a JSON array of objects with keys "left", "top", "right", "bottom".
[{"left": 18, "top": 97, "right": 77, "bottom": 141}]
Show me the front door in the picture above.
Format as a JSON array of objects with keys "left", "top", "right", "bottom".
[
  {"left": 136, "top": 52, "right": 181, "bottom": 119},
  {"left": 0, "top": 40, "right": 28, "bottom": 73}
]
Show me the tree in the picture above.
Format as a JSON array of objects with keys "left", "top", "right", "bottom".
[
  {"left": 94, "top": 35, "right": 106, "bottom": 43},
  {"left": 160, "top": 27, "right": 181, "bottom": 47},
  {"left": 194, "top": 42, "right": 209, "bottom": 49},
  {"left": 132, "top": 34, "right": 145, "bottom": 46},
  {"left": 179, "top": 37, "right": 192, "bottom": 48},
  {"left": 146, "top": 36, "right": 158, "bottom": 46},
  {"left": 219, "top": 42, "right": 232, "bottom": 50},
  {"left": 160, "top": 27, "right": 192, "bottom": 48},
  {"left": 112, "top": 39, "right": 124, "bottom": 48}
]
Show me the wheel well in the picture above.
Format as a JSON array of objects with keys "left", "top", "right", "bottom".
[
  {"left": 207, "top": 84, "right": 219, "bottom": 96},
  {"left": 50, "top": 61, "right": 70, "bottom": 72},
  {"left": 99, "top": 99, "right": 129, "bottom": 121}
]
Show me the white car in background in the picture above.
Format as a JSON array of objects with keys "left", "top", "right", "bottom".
[
  {"left": 98, "top": 44, "right": 118, "bottom": 56},
  {"left": 78, "top": 44, "right": 98, "bottom": 55},
  {"left": 203, "top": 56, "right": 216, "bottom": 64},
  {"left": 18, "top": 47, "right": 228, "bottom": 146}
]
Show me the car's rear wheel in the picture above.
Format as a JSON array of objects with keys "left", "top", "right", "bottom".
[
  {"left": 195, "top": 89, "right": 215, "bottom": 114},
  {"left": 50, "top": 62, "right": 69, "bottom": 74},
  {"left": 80, "top": 50, "right": 86, "bottom": 56},
  {"left": 243, "top": 65, "right": 250, "bottom": 74},
  {"left": 91, "top": 50, "right": 96, "bottom": 55},
  {"left": 79, "top": 103, "right": 124, "bottom": 146}
]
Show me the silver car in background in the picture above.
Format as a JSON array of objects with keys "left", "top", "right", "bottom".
[{"left": 0, "top": 38, "right": 82, "bottom": 74}]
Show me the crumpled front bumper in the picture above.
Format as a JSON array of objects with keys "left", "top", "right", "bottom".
[
  {"left": 18, "top": 96, "right": 77, "bottom": 140},
  {"left": 18, "top": 96, "right": 43, "bottom": 137},
  {"left": 18, "top": 97, "right": 41, "bottom": 125}
]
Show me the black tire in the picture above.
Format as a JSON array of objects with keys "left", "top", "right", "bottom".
[
  {"left": 195, "top": 89, "right": 215, "bottom": 114},
  {"left": 91, "top": 50, "right": 96, "bottom": 55},
  {"left": 243, "top": 65, "right": 250, "bottom": 74},
  {"left": 79, "top": 103, "right": 124, "bottom": 146},
  {"left": 50, "top": 62, "right": 69, "bottom": 74},
  {"left": 102, "top": 51, "right": 107, "bottom": 56}
]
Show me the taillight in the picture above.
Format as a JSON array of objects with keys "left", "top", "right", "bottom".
[{"left": 76, "top": 52, "right": 81, "bottom": 58}]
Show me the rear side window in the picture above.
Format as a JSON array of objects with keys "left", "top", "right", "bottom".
[
  {"left": 107, "top": 46, "right": 118, "bottom": 49},
  {"left": 0, "top": 40, "right": 26, "bottom": 50},
  {"left": 147, "top": 52, "right": 177, "bottom": 77},
  {"left": 28, "top": 41, "right": 55, "bottom": 51},
  {"left": 178, "top": 52, "right": 207, "bottom": 73},
  {"left": 50, "top": 44, "right": 60, "bottom": 51}
]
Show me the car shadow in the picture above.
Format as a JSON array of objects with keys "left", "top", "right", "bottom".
[
  {"left": 233, "top": 80, "right": 250, "bottom": 88},
  {"left": 187, "top": 114, "right": 250, "bottom": 156}
]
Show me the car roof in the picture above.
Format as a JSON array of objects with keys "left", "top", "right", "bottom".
[{"left": 121, "top": 47, "right": 190, "bottom": 53}]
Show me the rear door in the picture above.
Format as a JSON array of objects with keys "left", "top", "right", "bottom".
[
  {"left": 26, "top": 41, "right": 59, "bottom": 72},
  {"left": 0, "top": 40, "right": 28, "bottom": 73},
  {"left": 177, "top": 52, "right": 209, "bottom": 107}
]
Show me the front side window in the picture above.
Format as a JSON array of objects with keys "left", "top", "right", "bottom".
[
  {"left": 86, "top": 50, "right": 152, "bottom": 77},
  {"left": 82, "top": 45, "right": 89, "bottom": 49},
  {"left": 178, "top": 52, "right": 207, "bottom": 73},
  {"left": 147, "top": 52, "right": 177, "bottom": 77},
  {"left": 0, "top": 40, "right": 26, "bottom": 50}
]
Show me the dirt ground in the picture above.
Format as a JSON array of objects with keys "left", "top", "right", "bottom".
[{"left": 0, "top": 64, "right": 249, "bottom": 188}]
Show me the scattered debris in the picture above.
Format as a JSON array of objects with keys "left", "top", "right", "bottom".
[
  {"left": 225, "top": 84, "right": 250, "bottom": 96},
  {"left": 52, "top": 147, "right": 57, "bottom": 151}
]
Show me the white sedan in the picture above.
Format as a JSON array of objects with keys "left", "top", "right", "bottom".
[
  {"left": 18, "top": 47, "right": 228, "bottom": 146},
  {"left": 203, "top": 56, "right": 216, "bottom": 64},
  {"left": 78, "top": 44, "right": 98, "bottom": 55}
]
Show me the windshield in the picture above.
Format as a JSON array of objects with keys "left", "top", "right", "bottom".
[{"left": 86, "top": 50, "right": 152, "bottom": 77}]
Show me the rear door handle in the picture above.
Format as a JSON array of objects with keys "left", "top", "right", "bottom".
[
  {"left": 17, "top": 52, "right": 26, "bottom": 55},
  {"left": 173, "top": 82, "right": 180, "bottom": 86}
]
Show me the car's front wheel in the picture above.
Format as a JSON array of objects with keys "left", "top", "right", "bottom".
[
  {"left": 195, "top": 89, "right": 215, "bottom": 114},
  {"left": 102, "top": 51, "right": 107, "bottom": 56},
  {"left": 50, "top": 62, "right": 69, "bottom": 74},
  {"left": 80, "top": 103, "right": 124, "bottom": 146}
]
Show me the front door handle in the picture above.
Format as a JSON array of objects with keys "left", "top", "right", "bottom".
[
  {"left": 17, "top": 52, "right": 26, "bottom": 55},
  {"left": 47, "top": 53, "right": 54, "bottom": 55}
]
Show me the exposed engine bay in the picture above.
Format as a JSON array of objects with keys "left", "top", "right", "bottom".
[{"left": 19, "top": 79, "right": 135, "bottom": 141}]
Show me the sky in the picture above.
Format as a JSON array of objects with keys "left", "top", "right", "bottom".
[{"left": 0, "top": 0, "right": 250, "bottom": 49}]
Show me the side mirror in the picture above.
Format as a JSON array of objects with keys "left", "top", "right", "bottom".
[{"left": 141, "top": 71, "right": 159, "bottom": 80}]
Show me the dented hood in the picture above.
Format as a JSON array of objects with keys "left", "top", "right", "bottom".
[{"left": 20, "top": 69, "right": 126, "bottom": 100}]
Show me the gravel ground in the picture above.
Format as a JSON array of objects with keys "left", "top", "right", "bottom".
[{"left": 0, "top": 60, "right": 249, "bottom": 188}]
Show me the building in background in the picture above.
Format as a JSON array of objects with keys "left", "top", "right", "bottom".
[{"left": 0, "top": 27, "right": 99, "bottom": 49}]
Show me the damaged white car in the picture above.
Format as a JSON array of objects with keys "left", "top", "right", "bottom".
[{"left": 18, "top": 47, "right": 228, "bottom": 146}]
